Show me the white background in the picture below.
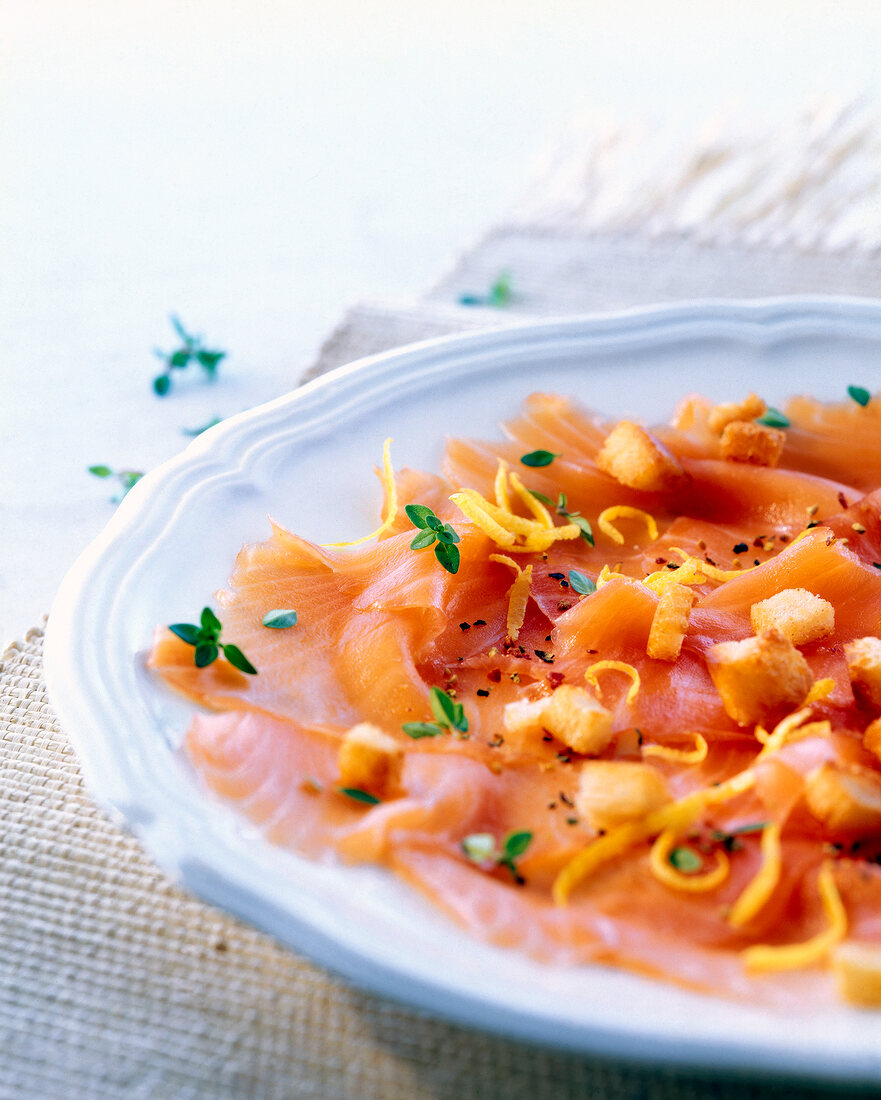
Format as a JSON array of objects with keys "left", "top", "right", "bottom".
[{"left": 3, "top": 0, "right": 881, "bottom": 644}]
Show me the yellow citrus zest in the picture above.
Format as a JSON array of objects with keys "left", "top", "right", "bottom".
[
  {"left": 642, "top": 733, "right": 708, "bottom": 765},
  {"left": 325, "top": 438, "right": 398, "bottom": 547},
  {"left": 585, "top": 660, "right": 641, "bottom": 705},
  {"left": 598, "top": 505, "right": 659, "bottom": 546},
  {"left": 728, "top": 823, "right": 782, "bottom": 928}
]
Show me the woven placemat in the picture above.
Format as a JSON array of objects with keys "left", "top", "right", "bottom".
[{"left": 1, "top": 627, "right": 855, "bottom": 1100}]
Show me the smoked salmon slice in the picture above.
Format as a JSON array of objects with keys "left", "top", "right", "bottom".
[{"left": 150, "top": 388, "right": 881, "bottom": 1007}]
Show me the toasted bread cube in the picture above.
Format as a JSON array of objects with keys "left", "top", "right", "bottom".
[
  {"left": 502, "top": 696, "right": 550, "bottom": 744},
  {"left": 647, "top": 582, "right": 695, "bottom": 661},
  {"left": 706, "top": 628, "right": 813, "bottom": 727},
  {"left": 338, "top": 722, "right": 403, "bottom": 799},
  {"left": 575, "top": 761, "right": 671, "bottom": 832},
  {"left": 805, "top": 762, "right": 881, "bottom": 834},
  {"left": 595, "top": 420, "right": 684, "bottom": 493},
  {"left": 543, "top": 685, "right": 614, "bottom": 756},
  {"left": 707, "top": 393, "right": 767, "bottom": 434},
  {"left": 750, "top": 588, "right": 834, "bottom": 646},
  {"left": 845, "top": 636, "right": 881, "bottom": 709},
  {"left": 719, "top": 420, "right": 785, "bottom": 467},
  {"left": 863, "top": 718, "right": 881, "bottom": 762},
  {"left": 833, "top": 942, "right": 881, "bottom": 1007}
]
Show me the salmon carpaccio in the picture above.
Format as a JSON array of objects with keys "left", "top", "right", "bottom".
[{"left": 149, "top": 390, "right": 881, "bottom": 1009}]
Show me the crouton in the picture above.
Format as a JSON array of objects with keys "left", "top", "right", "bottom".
[
  {"left": 707, "top": 393, "right": 767, "bottom": 434},
  {"left": 502, "top": 696, "right": 549, "bottom": 744},
  {"left": 575, "top": 761, "right": 671, "bottom": 832},
  {"left": 542, "top": 685, "right": 614, "bottom": 756},
  {"left": 595, "top": 420, "right": 684, "bottom": 493},
  {"left": 750, "top": 588, "right": 834, "bottom": 646},
  {"left": 804, "top": 761, "right": 881, "bottom": 835},
  {"left": 864, "top": 717, "right": 881, "bottom": 762},
  {"left": 833, "top": 942, "right": 881, "bottom": 1007},
  {"left": 719, "top": 420, "right": 785, "bottom": 467},
  {"left": 845, "top": 636, "right": 881, "bottom": 710},
  {"left": 705, "top": 628, "right": 813, "bottom": 727},
  {"left": 338, "top": 722, "right": 403, "bottom": 799},
  {"left": 647, "top": 582, "right": 695, "bottom": 661}
]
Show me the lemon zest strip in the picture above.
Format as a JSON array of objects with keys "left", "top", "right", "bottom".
[
  {"left": 728, "top": 822, "right": 782, "bottom": 928},
  {"left": 649, "top": 829, "right": 730, "bottom": 893},
  {"left": 493, "top": 460, "right": 512, "bottom": 513},
  {"left": 666, "top": 547, "right": 754, "bottom": 583},
  {"left": 509, "top": 470, "right": 554, "bottom": 527},
  {"left": 488, "top": 553, "right": 521, "bottom": 574},
  {"left": 324, "top": 438, "right": 398, "bottom": 547},
  {"left": 552, "top": 769, "right": 755, "bottom": 905},
  {"left": 741, "top": 861, "right": 846, "bottom": 972},
  {"left": 642, "top": 561, "right": 708, "bottom": 594},
  {"left": 505, "top": 564, "right": 533, "bottom": 641},
  {"left": 642, "top": 733, "right": 708, "bottom": 765},
  {"left": 804, "top": 677, "right": 835, "bottom": 705},
  {"left": 755, "top": 707, "right": 830, "bottom": 759},
  {"left": 598, "top": 506, "right": 659, "bottom": 546},
  {"left": 585, "top": 660, "right": 641, "bottom": 705},
  {"left": 450, "top": 492, "right": 517, "bottom": 547}
]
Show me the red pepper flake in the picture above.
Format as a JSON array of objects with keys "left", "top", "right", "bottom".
[
  {"left": 752, "top": 536, "right": 765, "bottom": 549},
  {"left": 548, "top": 671, "right": 565, "bottom": 688},
  {"left": 704, "top": 554, "right": 717, "bottom": 566},
  {"left": 557, "top": 600, "right": 573, "bottom": 612},
  {"left": 487, "top": 669, "right": 501, "bottom": 683},
  {"left": 779, "top": 534, "right": 790, "bottom": 543},
  {"left": 838, "top": 491, "right": 849, "bottom": 509},
  {"left": 655, "top": 556, "right": 667, "bottom": 565},
  {"left": 697, "top": 539, "right": 707, "bottom": 551}
]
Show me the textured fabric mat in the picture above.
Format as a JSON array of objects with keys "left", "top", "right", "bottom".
[{"left": 2, "top": 629, "right": 865, "bottom": 1100}]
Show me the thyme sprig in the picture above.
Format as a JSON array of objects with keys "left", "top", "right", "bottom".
[
  {"left": 462, "top": 830, "right": 533, "bottom": 884},
  {"left": 402, "top": 686, "right": 468, "bottom": 739},
  {"left": 530, "top": 490, "right": 595, "bottom": 545},
  {"left": 153, "top": 315, "right": 226, "bottom": 396},
  {"left": 88, "top": 465, "right": 144, "bottom": 503},
  {"left": 406, "top": 504, "right": 461, "bottom": 574},
  {"left": 169, "top": 606, "right": 257, "bottom": 674}
]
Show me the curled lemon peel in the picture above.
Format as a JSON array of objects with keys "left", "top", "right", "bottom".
[
  {"left": 642, "top": 733, "right": 708, "bottom": 765},
  {"left": 595, "top": 564, "right": 622, "bottom": 589},
  {"left": 324, "top": 438, "right": 398, "bottom": 547},
  {"left": 804, "top": 677, "right": 835, "bottom": 705},
  {"left": 755, "top": 707, "right": 831, "bottom": 759},
  {"left": 450, "top": 485, "right": 579, "bottom": 552},
  {"left": 741, "top": 861, "right": 846, "bottom": 972},
  {"left": 552, "top": 769, "right": 755, "bottom": 905},
  {"left": 728, "top": 822, "right": 783, "bottom": 928},
  {"left": 585, "top": 660, "right": 641, "bottom": 705},
  {"left": 649, "top": 829, "right": 730, "bottom": 893},
  {"left": 488, "top": 553, "right": 521, "bottom": 574},
  {"left": 505, "top": 564, "right": 533, "bottom": 641},
  {"left": 598, "top": 505, "right": 659, "bottom": 546},
  {"left": 642, "top": 561, "right": 708, "bottom": 594},
  {"left": 666, "top": 547, "right": 753, "bottom": 583},
  {"left": 493, "top": 459, "right": 512, "bottom": 513}
]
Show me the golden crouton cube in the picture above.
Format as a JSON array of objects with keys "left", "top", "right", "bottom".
[
  {"left": 575, "top": 761, "right": 671, "bottom": 832},
  {"left": 647, "top": 582, "right": 695, "bottom": 661},
  {"left": 543, "top": 685, "right": 614, "bottom": 756},
  {"left": 705, "top": 628, "right": 813, "bottom": 727},
  {"left": 863, "top": 717, "right": 881, "bottom": 761},
  {"left": 595, "top": 420, "right": 684, "bottom": 493},
  {"left": 502, "top": 696, "right": 550, "bottom": 744},
  {"left": 707, "top": 393, "right": 767, "bottom": 434},
  {"left": 719, "top": 420, "right": 785, "bottom": 467},
  {"left": 804, "top": 761, "right": 881, "bottom": 834},
  {"left": 749, "top": 588, "right": 834, "bottom": 646},
  {"left": 833, "top": 942, "right": 881, "bottom": 1007},
  {"left": 338, "top": 722, "right": 403, "bottom": 799},
  {"left": 845, "top": 636, "right": 881, "bottom": 709}
]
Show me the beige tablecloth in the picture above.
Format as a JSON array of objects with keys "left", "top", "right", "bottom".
[{"left": 7, "top": 107, "right": 881, "bottom": 1097}]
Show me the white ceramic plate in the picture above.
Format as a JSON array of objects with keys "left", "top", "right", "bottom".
[{"left": 46, "top": 299, "right": 881, "bottom": 1085}]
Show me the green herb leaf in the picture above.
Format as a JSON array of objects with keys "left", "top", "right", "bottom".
[
  {"left": 402, "top": 722, "right": 445, "bottom": 739},
  {"left": 222, "top": 644, "right": 258, "bottom": 675},
  {"left": 196, "top": 349, "right": 226, "bottom": 373},
  {"left": 503, "top": 830, "right": 533, "bottom": 859},
  {"left": 568, "top": 514, "right": 595, "bottom": 545},
  {"left": 429, "top": 686, "right": 457, "bottom": 728},
  {"left": 153, "top": 316, "right": 226, "bottom": 394},
  {"left": 182, "top": 416, "right": 222, "bottom": 436},
  {"left": 520, "top": 450, "right": 559, "bottom": 468},
  {"left": 756, "top": 408, "right": 790, "bottom": 429},
  {"left": 434, "top": 524, "right": 460, "bottom": 546},
  {"left": 153, "top": 374, "right": 171, "bottom": 396},
  {"left": 461, "top": 833, "right": 497, "bottom": 863},
  {"left": 669, "top": 846, "right": 703, "bottom": 874},
  {"left": 170, "top": 349, "right": 191, "bottom": 369},
  {"left": 405, "top": 503, "right": 435, "bottom": 529},
  {"left": 848, "top": 385, "right": 871, "bottom": 407},
  {"left": 169, "top": 623, "right": 201, "bottom": 646},
  {"left": 410, "top": 529, "right": 438, "bottom": 550},
  {"left": 434, "top": 541, "right": 460, "bottom": 574},
  {"left": 528, "top": 489, "right": 555, "bottom": 507},
  {"left": 201, "top": 606, "right": 222, "bottom": 636},
  {"left": 194, "top": 642, "right": 219, "bottom": 668},
  {"left": 340, "top": 787, "right": 381, "bottom": 805},
  {"left": 568, "top": 569, "right": 596, "bottom": 595},
  {"left": 262, "top": 609, "right": 298, "bottom": 629},
  {"left": 88, "top": 465, "right": 113, "bottom": 478},
  {"left": 488, "top": 270, "right": 512, "bottom": 307}
]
